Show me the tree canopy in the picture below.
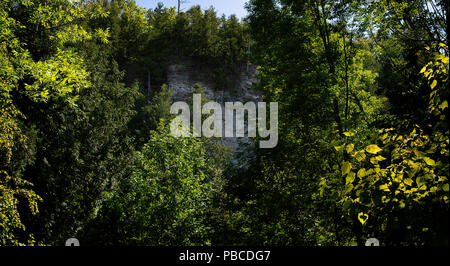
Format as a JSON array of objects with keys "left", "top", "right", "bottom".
[{"left": 0, "top": 0, "right": 448, "bottom": 246}]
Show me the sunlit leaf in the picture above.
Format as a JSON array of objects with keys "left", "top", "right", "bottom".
[
  {"left": 341, "top": 161, "right": 352, "bottom": 176},
  {"left": 379, "top": 184, "right": 390, "bottom": 192},
  {"left": 366, "top": 145, "right": 382, "bottom": 154},
  {"left": 357, "top": 212, "right": 368, "bottom": 225},
  {"left": 423, "top": 157, "right": 435, "bottom": 166},
  {"left": 430, "top": 80, "right": 437, "bottom": 89},
  {"left": 404, "top": 178, "right": 413, "bottom": 186},
  {"left": 346, "top": 171, "right": 356, "bottom": 184},
  {"left": 346, "top": 144, "right": 354, "bottom": 153},
  {"left": 419, "top": 66, "right": 427, "bottom": 73},
  {"left": 354, "top": 150, "right": 366, "bottom": 162},
  {"left": 357, "top": 168, "right": 367, "bottom": 178},
  {"left": 343, "top": 132, "right": 355, "bottom": 137}
]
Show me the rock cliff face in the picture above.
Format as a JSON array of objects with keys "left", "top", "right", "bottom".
[
  {"left": 166, "top": 57, "right": 261, "bottom": 168},
  {"left": 167, "top": 57, "right": 260, "bottom": 103}
]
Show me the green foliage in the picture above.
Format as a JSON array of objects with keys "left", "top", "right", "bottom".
[
  {"left": 1, "top": 0, "right": 448, "bottom": 247},
  {"left": 243, "top": 0, "right": 392, "bottom": 245},
  {"left": 1, "top": 0, "right": 108, "bottom": 245},
  {"left": 320, "top": 47, "right": 449, "bottom": 245},
  {"left": 0, "top": 170, "right": 42, "bottom": 246},
  {"left": 144, "top": 4, "right": 250, "bottom": 90},
  {"left": 20, "top": 53, "right": 141, "bottom": 244},
  {"left": 112, "top": 122, "right": 216, "bottom": 246},
  {"left": 359, "top": 0, "right": 448, "bottom": 129},
  {"left": 130, "top": 83, "right": 173, "bottom": 146},
  {"left": 324, "top": 126, "right": 448, "bottom": 245}
]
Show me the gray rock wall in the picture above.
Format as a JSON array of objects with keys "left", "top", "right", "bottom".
[
  {"left": 166, "top": 57, "right": 261, "bottom": 168},
  {"left": 167, "top": 57, "right": 260, "bottom": 103}
]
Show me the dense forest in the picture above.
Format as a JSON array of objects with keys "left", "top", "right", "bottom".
[{"left": 0, "top": 0, "right": 448, "bottom": 246}]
